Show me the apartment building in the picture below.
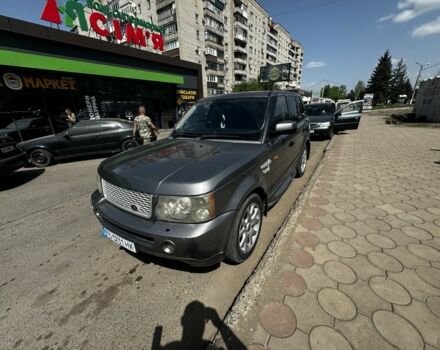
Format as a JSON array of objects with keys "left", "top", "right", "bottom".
[{"left": 77, "top": 0, "right": 304, "bottom": 96}]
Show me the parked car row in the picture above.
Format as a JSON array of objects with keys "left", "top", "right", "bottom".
[{"left": 305, "top": 100, "right": 363, "bottom": 139}]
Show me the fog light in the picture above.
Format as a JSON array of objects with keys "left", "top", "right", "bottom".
[{"left": 162, "top": 241, "right": 176, "bottom": 255}]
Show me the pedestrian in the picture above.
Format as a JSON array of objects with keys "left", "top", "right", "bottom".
[
  {"left": 65, "top": 108, "right": 76, "bottom": 127},
  {"left": 133, "top": 106, "right": 159, "bottom": 145}
]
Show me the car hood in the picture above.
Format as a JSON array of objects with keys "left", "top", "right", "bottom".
[
  {"left": 18, "top": 134, "right": 59, "bottom": 149},
  {"left": 99, "top": 138, "right": 266, "bottom": 196},
  {"left": 308, "top": 115, "right": 333, "bottom": 123}
]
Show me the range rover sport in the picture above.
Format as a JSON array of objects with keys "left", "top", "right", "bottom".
[{"left": 91, "top": 91, "right": 310, "bottom": 266}]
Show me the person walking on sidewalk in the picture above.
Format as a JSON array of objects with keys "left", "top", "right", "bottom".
[{"left": 133, "top": 106, "right": 159, "bottom": 145}]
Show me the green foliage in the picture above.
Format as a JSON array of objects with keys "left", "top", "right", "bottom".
[
  {"left": 232, "top": 79, "right": 275, "bottom": 92},
  {"left": 367, "top": 50, "right": 393, "bottom": 105},
  {"left": 390, "top": 59, "right": 411, "bottom": 103},
  {"left": 348, "top": 81, "right": 366, "bottom": 101},
  {"left": 322, "top": 84, "right": 347, "bottom": 101}
]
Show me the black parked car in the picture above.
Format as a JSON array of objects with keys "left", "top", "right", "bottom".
[
  {"left": 305, "top": 103, "right": 336, "bottom": 139},
  {"left": 18, "top": 119, "right": 141, "bottom": 167},
  {"left": 306, "top": 101, "right": 364, "bottom": 138},
  {"left": 92, "top": 91, "right": 310, "bottom": 266},
  {"left": 0, "top": 134, "right": 27, "bottom": 175}
]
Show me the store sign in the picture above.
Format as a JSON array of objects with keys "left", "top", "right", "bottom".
[
  {"left": 85, "top": 95, "right": 101, "bottom": 119},
  {"left": 41, "top": 0, "right": 165, "bottom": 51},
  {"left": 260, "top": 63, "right": 292, "bottom": 83},
  {"left": 176, "top": 89, "right": 197, "bottom": 104},
  {"left": 2, "top": 72, "right": 76, "bottom": 91}
]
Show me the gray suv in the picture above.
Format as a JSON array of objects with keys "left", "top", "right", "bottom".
[{"left": 91, "top": 91, "right": 310, "bottom": 266}]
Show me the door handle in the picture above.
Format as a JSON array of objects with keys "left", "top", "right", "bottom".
[{"left": 289, "top": 141, "right": 295, "bottom": 147}]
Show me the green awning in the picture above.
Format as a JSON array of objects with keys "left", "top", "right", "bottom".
[{"left": 0, "top": 48, "right": 184, "bottom": 85}]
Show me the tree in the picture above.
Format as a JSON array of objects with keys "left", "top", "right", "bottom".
[
  {"left": 322, "top": 84, "right": 347, "bottom": 101},
  {"left": 367, "top": 50, "right": 393, "bottom": 105},
  {"left": 233, "top": 79, "right": 274, "bottom": 92},
  {"left": 390, "top": 58, "right": 411, "bottom": 103},
  {"left": 353, "top": 81, "right": 365, "bottom": 100},
  {"left": 404, "top": 78, "right": 413, "bottom": 100}
]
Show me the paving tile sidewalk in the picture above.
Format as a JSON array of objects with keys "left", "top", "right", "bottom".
[{"left": 218, "top": 113, "right": 440, "bottom": 350}]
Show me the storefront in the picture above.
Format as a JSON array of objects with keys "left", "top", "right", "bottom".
[{"left": 0, "top": 15, "right": 202, "bottom": 142}]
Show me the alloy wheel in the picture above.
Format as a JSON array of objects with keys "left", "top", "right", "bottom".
[{"left": 238, "top": 203, "right": 261, "bottom": 253}]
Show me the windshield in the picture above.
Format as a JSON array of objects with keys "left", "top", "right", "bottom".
[
  {"left": 305, "top": 105, "right": 334, "bottom": 116},
  {"left": 173, "top": 98, "right": 268, "bottom": 141},
  {"left": 5, "top": 118, "right": 36, "bottom": 130}
]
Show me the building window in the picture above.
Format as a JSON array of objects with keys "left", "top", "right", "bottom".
[
  {"left": 164, "top": 21, "right": 177, "bottom": 35},
  {"left": 205, "top": 46, "right": 218, "bottom": 56},
  {"left": 164, "top": 40, "right": 179, "bottom": 51}
]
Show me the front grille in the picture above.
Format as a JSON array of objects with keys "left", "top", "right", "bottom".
[
  {"left": 310, "top": 123, "right": 320, "bottom": 129},
  {"left": 102, "top": 179, "right": 153, "bottom": 219}
]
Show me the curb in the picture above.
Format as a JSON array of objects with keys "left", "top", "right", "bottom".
[{"left": 212, "top": 137, "right": 336, "bottom": 345}]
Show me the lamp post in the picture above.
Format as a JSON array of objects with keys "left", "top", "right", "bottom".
[{"left": 410, "top": 61, "right": 430, "bottom": 104}]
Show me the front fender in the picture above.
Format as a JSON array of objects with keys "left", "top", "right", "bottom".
[{"left": 215, "top": 166, "right": 267, "bottom": 214}]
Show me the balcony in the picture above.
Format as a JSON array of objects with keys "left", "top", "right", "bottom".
[
  {"left": 234, "top": 19, "right": 248, "bottom": 31},
  {"left": 156, "top": 0, "right": 175, "bottom": 11},
  {"left": 234, "top": 7, "right": 249, "bottom": 19},
  {"left": 234, "top": 33, "right": 247, "bottom": 43},
  {"left": 234, "top": 45, "right": 247, "bottom": 54},
  {"left": 234, "top": 68, "right": 247, "bottom": 75},
  {"left": 158, "top": 13, "right": 177, "bottom": 26},
  {"left": 267, "top": 40, "right": 277, "bottom": 50},
  {"left": 204, "top": 23, "right": 224, "bottom": 37},
  {"left": 206, "top": 68, "right": 225, "bottom": 76},
  {"left": 234, "top": 56, "right": 247, "bottom": 65},
  {"left": 203, "top": 5, "right": 223, "bottom": 23}
]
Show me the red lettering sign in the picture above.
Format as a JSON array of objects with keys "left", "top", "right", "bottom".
[
  {"left": 90, "top": 12, "right": 109, "bottom": 37},
  {"left": 125, "top": 24, "right": 146, "bottom": 47}
]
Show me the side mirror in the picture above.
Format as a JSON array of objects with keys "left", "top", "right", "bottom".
[
  {"left": 64, "top": 131, "right": 70, "bottom": 138},
  {"left": 275, "top": 121, "right": 297, "bottom": 134}
]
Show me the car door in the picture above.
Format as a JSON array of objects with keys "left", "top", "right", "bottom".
[
  {"left": 62, "top": 122, "right": 102, "bottom": 156},
  {"left": 293, "top": 95, "right": 309, "bottom": 160},
  {"left": 334, "top": 101, "right": 363, "bottom": 132},
  {"left": 97, "top": 121, "right": 124, "bottom": 152},
  {"left": 265, "top": 95, "right": 293, "bottom": 194}
]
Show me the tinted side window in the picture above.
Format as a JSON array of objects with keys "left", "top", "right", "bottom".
[
  {"left": 287, "top": 96, "right": 298, "bottom": 120},
  {"left": 272, "top": 96, "right": 289, "bottom": 126},
  {"left": 295, "top": 96, "right": 305, "bottom": 115}
]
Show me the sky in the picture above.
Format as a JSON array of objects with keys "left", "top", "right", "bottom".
[{"left": 1, "top": 0, "right": 440, "bottom": 92}]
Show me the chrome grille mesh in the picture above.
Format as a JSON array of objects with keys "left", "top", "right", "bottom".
[{"left": 102, "top": 179, "right": 153, "bottom": 219}]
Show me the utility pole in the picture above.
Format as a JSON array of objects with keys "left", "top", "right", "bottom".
[{"left": 410, "top": 61, "right": 430, "bottom": 104}]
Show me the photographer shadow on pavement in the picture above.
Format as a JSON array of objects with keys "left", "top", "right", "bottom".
[{"left": 151, "top": 301, "right": 246, "bottom": 350}]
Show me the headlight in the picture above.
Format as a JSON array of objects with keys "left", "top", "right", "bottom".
[
  {"left": 155, "top": 193, "right": 215, "bottom": 223},
  {"left": 97, "top": 174, "right": 103, "bottom": 194},
  {"left": 318, "top": 122, "right": 331, "bottom": 128}
]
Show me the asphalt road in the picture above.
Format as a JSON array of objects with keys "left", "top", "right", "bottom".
[{"left": 0, "top": 138, "right": 329, "bottom": 350}]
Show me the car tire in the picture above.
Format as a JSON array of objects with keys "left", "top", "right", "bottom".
[
  {"left": 296, "top": 146, "right": 308, "bottom": 178},
  {"left": 226, "top": 193, "right": 263, "bottom": 264},
  {"left": 121, "top": 139, "right": 140, "bottom": 151},
  {"left": 29, "top": 149, "right": 53, "bottom": 168}
]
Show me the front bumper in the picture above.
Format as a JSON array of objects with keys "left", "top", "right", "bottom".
[
  {"left": 0, "top": 152, "right": 28, "bottom": 174},
  {"left": 91, "top": 191, "right": 237, "bottom": 266}
]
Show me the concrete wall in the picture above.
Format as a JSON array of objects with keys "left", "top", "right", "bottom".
[{"left": 415, "top": 76, "right": 440, "bottom": 122}]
